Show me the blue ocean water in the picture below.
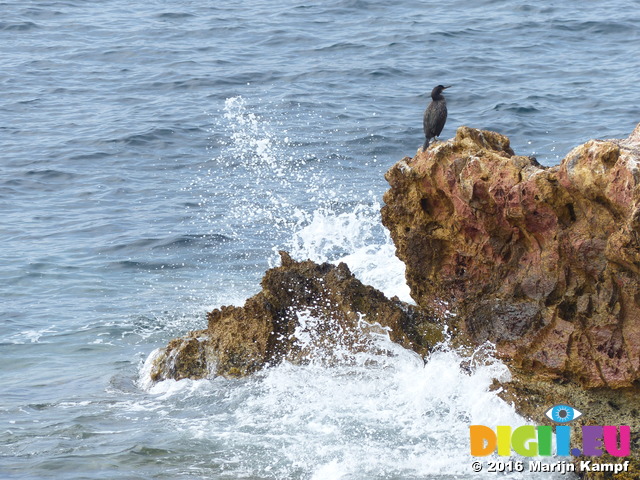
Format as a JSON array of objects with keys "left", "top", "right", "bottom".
[{"left": 1, "top": 1, "right": 639, "bottom": 478}]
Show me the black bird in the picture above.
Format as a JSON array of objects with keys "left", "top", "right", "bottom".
[{"left": 422, "top": 85, "right": 451, "bottom": 151}]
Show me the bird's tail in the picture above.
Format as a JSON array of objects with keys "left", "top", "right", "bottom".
[{"left": 422, "top": 138, "right": 430, "bottom": 151}]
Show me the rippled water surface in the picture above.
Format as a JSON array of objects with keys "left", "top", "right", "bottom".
[{"left": 2, "top": 0, "right": 639, "bottom": 478}]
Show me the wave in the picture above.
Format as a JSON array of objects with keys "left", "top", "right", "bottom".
[
  {"left": 0, "top": 21, "right": 39, "bottom": 31},
  {"left": 101, "top": 234, "right": 231, "bottom": 254},
  {"left": 137, "top": 320, "right": 558, "bottom": 479}
]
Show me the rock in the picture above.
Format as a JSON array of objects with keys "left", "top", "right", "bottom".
[
  {"left": 381, "top": 124, "right": 640, "bottom": 389},
  {"left": 150, "top": 330, "right": 211, "bottom": 381},
  {"left": 150, "top": 251, "right": 443, "bottom": 380},
  {"left": 497, "top": 370, "right": 640, "bottom": 480}
]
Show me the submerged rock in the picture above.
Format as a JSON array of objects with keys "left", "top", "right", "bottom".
[
  {"left": 150, "top": 252, "right": 443, "bottom": 381},
  {"left": 381, "top": 124, "right": 640, "bottom": 389}
]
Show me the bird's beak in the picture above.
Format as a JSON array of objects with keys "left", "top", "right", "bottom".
[{"left": 443, "top": 85, "right": 452, "bottom": 89}]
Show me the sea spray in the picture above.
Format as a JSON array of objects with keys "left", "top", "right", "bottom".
[
  {"left": 190, "top": 95, "right": 402, "bottom": 304},
  {"left": 283, "top": 202, "right": 411, "bottom": 302},
  {"left": 144, "top": 97, "right": 577, "bottom": 479}
]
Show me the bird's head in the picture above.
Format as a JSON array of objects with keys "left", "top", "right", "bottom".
[{"left": 431, "top": 85, "right": 452, "bottom": 99}]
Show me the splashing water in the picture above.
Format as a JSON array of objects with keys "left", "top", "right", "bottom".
[
  {"left": 194, "top": 96, "right": 334, "bottom": 240},
  {"left": 283, "top": 203, "right": 412, "bottom": 302},
  {"left": 141, "top": 97, "right": 577, "bottom": 479},
  {"left": 139, "top": 317, "right": 569, "bottom": 479},
  {"left": 191, "top": 95, "right": 410, "bottom": 300},
  {"left": 212, "top": 98, "right": 411, "bottom": 298}
]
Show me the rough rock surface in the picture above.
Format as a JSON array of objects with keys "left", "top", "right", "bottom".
[
  {"left": 497, "top": 369, "right": 639, "bottom": 480},
  {"left": 381, "top": 124, "right": 640, "bottom": 389},
  {"left": 150, "top": 252, "right": 443, "bottom": 381}
]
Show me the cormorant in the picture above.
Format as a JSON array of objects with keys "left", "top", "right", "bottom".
[{"left": 422, "top": 85, "right": 451, "bottom": 151}]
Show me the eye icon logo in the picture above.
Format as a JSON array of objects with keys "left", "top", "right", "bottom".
[{"left": 545, "top": 404, "right": 582, "bottom": 423}]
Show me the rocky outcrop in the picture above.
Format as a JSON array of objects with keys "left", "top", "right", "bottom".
[
  {"left": 381, "top": 125, "right": 640, "bottom": 478},
  {"left": 381, "top": 124, "right": 640, "bottom": 389},
  {"left": 150, "top": 252, "right": 443, "bottom": 381},
  {"left": 148, "top": 124, "right": 640, "bottom": 478}
]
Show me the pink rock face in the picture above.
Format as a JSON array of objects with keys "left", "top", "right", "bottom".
[{"left": 381, "top": 124, "right": 640, "bottom": 388}]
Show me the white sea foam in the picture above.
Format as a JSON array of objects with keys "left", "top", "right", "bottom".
[
  {"left": 5, "top": 326, "right": 57, "bottom": 344},
  {"left": 138, "top": 317, "right": 566, "bottom": 479}
]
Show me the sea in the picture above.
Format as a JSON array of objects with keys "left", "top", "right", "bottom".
[{"left": 2, "top": 1, "right": 639, "bottom": 479}]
